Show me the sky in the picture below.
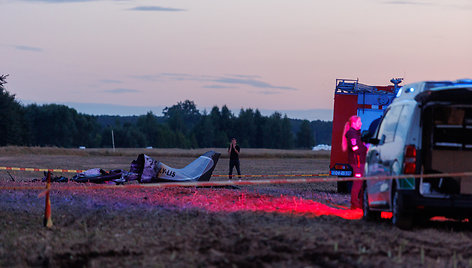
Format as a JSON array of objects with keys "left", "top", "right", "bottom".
[{"left": 1, "top": 0, "right": 471, "bottom": 121}]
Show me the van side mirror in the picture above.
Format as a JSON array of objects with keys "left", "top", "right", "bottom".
[{"left": 379, "top": 134, "right": 386, "bottom": 145}]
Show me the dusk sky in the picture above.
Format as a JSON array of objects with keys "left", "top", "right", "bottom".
[{"left": 2, "top": 0, "right": 471, "bottom": 120}]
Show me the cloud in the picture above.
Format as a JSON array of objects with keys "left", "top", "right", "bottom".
[
  {"left": 383, "top": 1, "right": 431, "bottom": 5},
  {"left": 14, "top": 45, "right": 43, "bottom": 52},
  {"left": 100, "top": 79, "right": 122, "bottom": 84},
  {"left": 132, "top": 73, "right": 297, "bottom": 92},
  {"left": 129, "top": 6, "right": 186, "bottom": 12},
  {"left": 213, "top": 77, "right": 296, "bottom": 91},
  {"left": 161, "top": 73, "right": 198, "bottom": 81},
  {"left": 384, "top": 1, "right": 472, "bottom": 9},
  {"left": 104, "top": 88, "right": 140, "bottom": 94},
  {"left": 20, "top": 0, "right": 95, "bottom": 2},
  {"left": 203, "top": 85, "right": 237, "bottom": 89},
  {"left": 132, "top": 73, "right": 205, "bottom": 82},
  {"left": 226, "top": 74, "right": 262, "bottom": 79},
  {"left": 257, "top": 91, "right": 282, "bottom": 95},
  {"left": 131, "top": 74, "right": 163, "bottom": 81}
]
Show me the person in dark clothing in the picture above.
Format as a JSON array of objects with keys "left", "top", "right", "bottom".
[
  {"left": 228, "top": 138, "right": 241, "bottom": 179},
  {"left": 342, "top": 116, "right": 367, "bottom": 209}
]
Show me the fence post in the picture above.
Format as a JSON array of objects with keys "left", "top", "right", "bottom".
[{"left": 43, "top": 171, "right": 53, "bottom": 228}]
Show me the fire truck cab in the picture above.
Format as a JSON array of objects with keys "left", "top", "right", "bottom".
[{"left": 330, "top": 78, "right": 401, "bottom": 192}]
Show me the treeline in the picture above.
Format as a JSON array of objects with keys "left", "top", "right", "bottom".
[{"left": 0, "top": 75, "right": 332, "bottom": 149}]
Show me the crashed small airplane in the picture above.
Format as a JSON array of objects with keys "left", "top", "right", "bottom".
[
  {"left": 132, "top": 151, "right": 220, "bottom": 183},
  {"left": 70, "top": 151, "right": 221, "bottom": 184}
]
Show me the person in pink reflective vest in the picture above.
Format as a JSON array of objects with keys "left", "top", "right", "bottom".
[{"left": 342, "top": 116, "right": 367, "bottom": 209}]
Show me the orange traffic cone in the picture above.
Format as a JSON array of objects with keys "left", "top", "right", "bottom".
[{"left": 43, "top": 171, "right": 53, "bottom": 228}]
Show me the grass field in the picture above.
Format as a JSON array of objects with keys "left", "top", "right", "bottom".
[
  {"left": 0, "top": 146, "right": 331, "bottom": 159},
  {"left": 1, "top": 148, "right": 471, "bottom": 267}
]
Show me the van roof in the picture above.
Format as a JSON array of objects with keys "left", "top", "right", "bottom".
[
  {"left": 415, "top": 84, "right": 472, "bottom": 104},
  {"left": 393, "top": 79, "right": 472, "bottom": 103}
]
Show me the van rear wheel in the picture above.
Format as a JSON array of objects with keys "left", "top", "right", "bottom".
[{"left": 392, "top": 191, "right": 414, "bottom": 229}]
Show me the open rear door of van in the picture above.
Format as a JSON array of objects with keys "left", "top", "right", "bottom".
[{"left": 417, "top": 85, "right": 472, "bottom": 196}]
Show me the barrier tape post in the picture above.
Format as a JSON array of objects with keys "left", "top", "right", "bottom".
[{"left": 43, "top": 171, "right": 53, "bottom": 228}]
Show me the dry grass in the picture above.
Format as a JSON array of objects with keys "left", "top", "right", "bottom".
[
  {"left": 0, "top": 146, "right": 330, "bottom": 159},
  {"left": 1, "top": 148, "right": 471, "bottom": 267}
]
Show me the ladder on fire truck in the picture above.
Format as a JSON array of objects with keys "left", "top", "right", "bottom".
[{"left": 335, "top": 78, "right": 403, "bottom": 95}]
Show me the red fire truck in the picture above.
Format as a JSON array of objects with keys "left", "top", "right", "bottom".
[{"left": 329, "top": 78, "right": 402, "bottom": 192}]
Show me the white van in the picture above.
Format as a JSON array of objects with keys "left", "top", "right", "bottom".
[{"left": 362, "top": 79, "right": 472, "bottom": 229}]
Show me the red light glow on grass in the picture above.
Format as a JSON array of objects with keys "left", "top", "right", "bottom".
[{"left": 139, "top": 188, "right": 363, "bottom": 220}]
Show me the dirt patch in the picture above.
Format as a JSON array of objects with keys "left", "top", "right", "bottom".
[{"left": 1, "top": 150, "right": 471, "bottom": 267}]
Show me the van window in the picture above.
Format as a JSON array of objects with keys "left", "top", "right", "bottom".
[
  {"left": 395, "top": 104, "right": 415, "bottom": 144},
  {"left": 377, "top": 105, "right": 403, "bottom": 143}
]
